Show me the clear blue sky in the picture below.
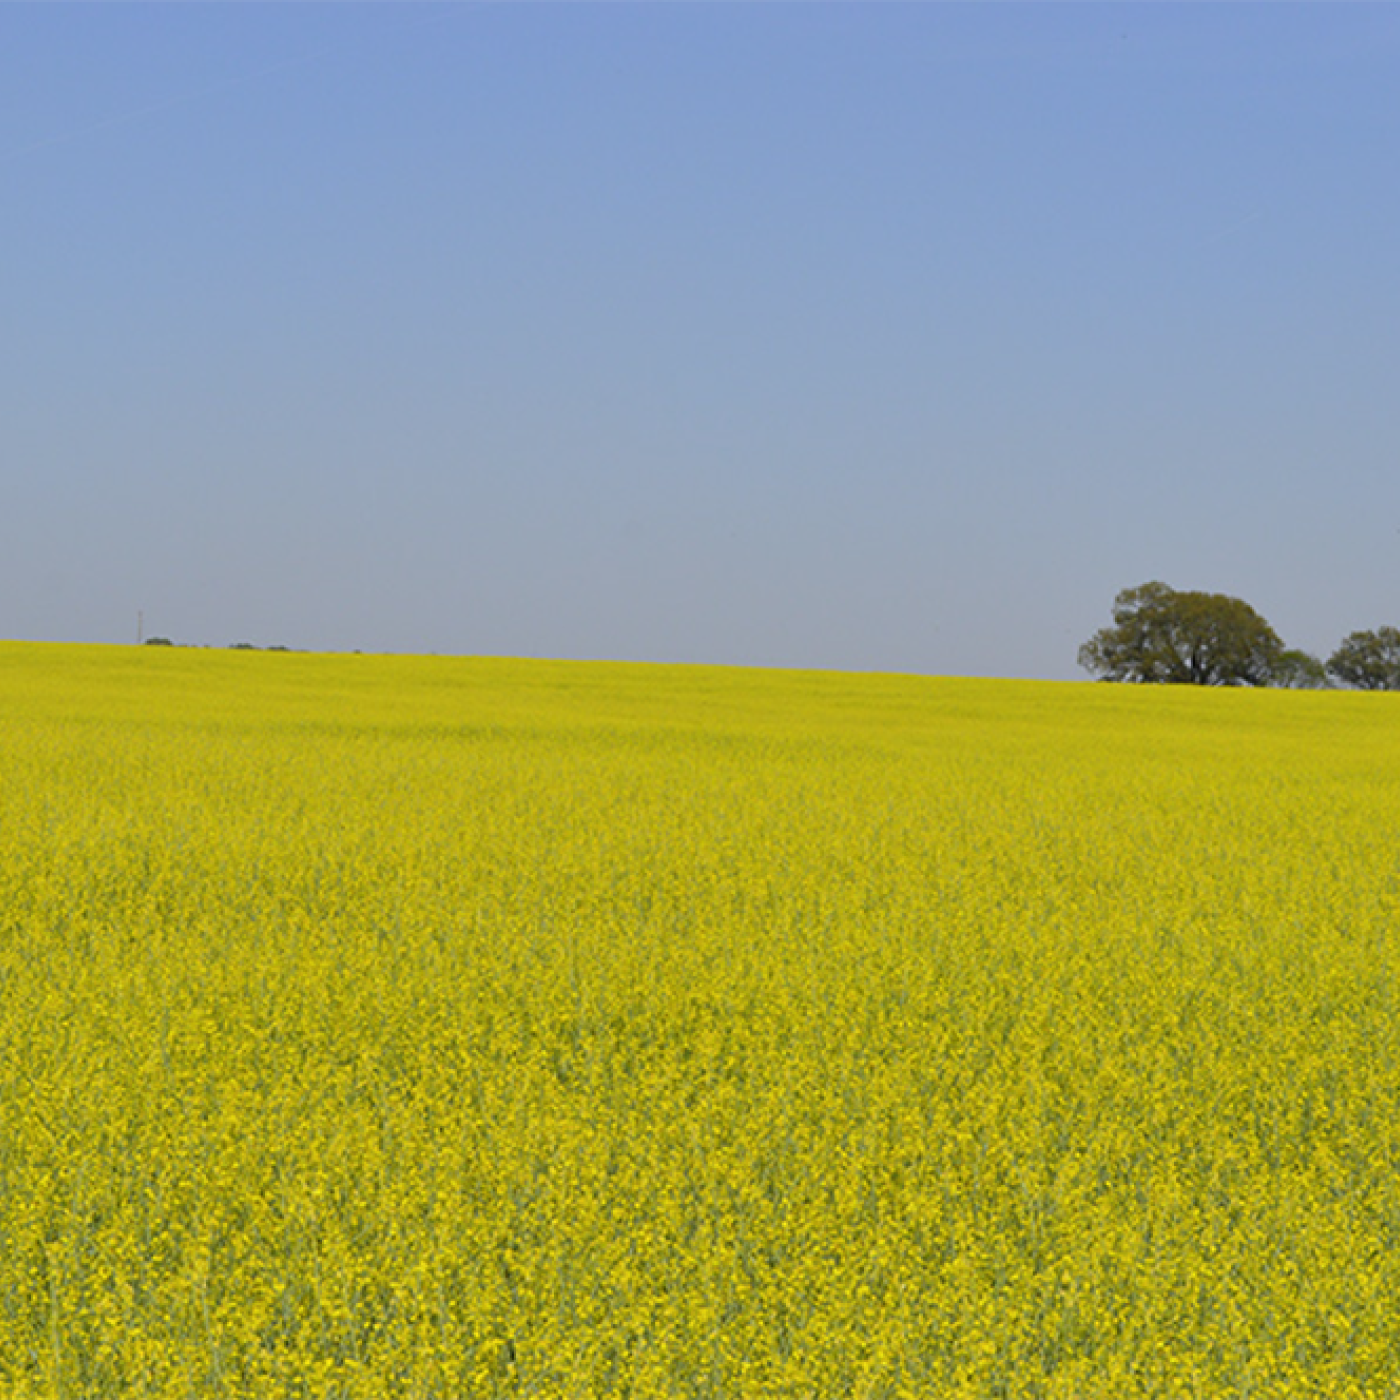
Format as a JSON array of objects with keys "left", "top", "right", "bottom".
[{"left": 5, "top": 4, "right": 1399, "bottom": 679}]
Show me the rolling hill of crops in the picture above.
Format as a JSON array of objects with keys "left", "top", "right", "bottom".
[{"left": 3, "top": 642, "right": 1399, "bottom": 1398}]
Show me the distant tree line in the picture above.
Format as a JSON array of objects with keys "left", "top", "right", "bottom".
[
  {"left": 1080, "top": 583, "right": 1400, "bottom": 690},
  {"left": 143, "top": 638, "right": 293, "bottom": 652}
]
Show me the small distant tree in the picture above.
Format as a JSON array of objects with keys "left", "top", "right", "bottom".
[
  {"left": 1079, "top": 581, "right": 1284, "bottom": 686},
  {"left": 143, "top": 636, "right": 174, "bottom": 647},
  {"left": 1272, "top": 649, "right": 1329, "bottom": 689},
  {"left": 1326, "top": 627, "right": 1400, "bottom": 690}
]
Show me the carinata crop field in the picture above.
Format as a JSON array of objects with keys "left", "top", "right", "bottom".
[{"left": 3, "top": 642, "right": 1399, "bottom": 1399}]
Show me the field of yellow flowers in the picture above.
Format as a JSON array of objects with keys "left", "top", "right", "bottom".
[{"left": 3, "top": 641, "right": 1399, "bottom": 1398}]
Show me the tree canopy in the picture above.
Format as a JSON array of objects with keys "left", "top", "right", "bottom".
[
  {"left": 1326, "top": 627, "right": 1400, "bottom": 690},
  {"left": 1079, "top": 582, "right": 1284, "bottom": 686},
  {"left": 1271, "top": 649, "right": 1329, "bottom": 690}
]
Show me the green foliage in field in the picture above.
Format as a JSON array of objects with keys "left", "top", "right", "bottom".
[{"left": 3, "top": 643, "right": 1400, "bottom": 1398}]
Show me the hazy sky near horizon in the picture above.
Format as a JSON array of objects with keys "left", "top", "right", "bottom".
[{"left": 5, "top": 4, "right": 1399, "bottom": 680}]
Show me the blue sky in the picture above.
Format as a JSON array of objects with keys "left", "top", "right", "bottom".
[{"left": 5, "top": 4, "right": 1399, "bottom": 679}]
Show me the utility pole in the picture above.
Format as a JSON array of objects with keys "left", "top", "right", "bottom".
[{"left": 137, "top": 610, "right": 144, "bottom": 645}]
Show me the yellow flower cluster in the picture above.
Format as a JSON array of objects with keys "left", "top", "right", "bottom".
[{"left": 2, "top": 642, "right": 1399, "bottom": 1397}]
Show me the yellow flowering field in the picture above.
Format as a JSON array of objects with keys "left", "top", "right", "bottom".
[{"left": 3, "top": 641, "right": 1399, "bottom": 1399}]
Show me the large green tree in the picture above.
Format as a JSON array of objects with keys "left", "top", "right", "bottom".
[
  {"left": 1326, "top": 627, "right": 1400, "bottom": 690},
  {"left": 1079, "top": 582, "right": 1285, "bottom": 686}
]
